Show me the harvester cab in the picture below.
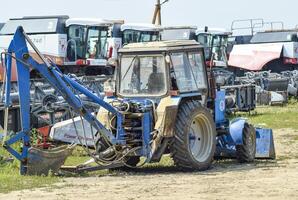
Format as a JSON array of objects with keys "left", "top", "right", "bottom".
[
  {"left": 1, "top": 27, "right": 275, "bottom": 175},
  {"left": 196, "top": 28, "right": 231, "bottom": 68},
  {"left": 64, "top": 18, "right": 123, "bottom": 70},
  {"left": 120, "top": 23, "right": 162, "bottom": 45}
]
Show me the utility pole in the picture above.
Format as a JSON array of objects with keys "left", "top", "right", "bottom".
[{"left": 152, "top": 0, "right": 169, "bottom": 25}]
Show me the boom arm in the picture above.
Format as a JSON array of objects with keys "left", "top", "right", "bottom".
[{"left": 2, "top": 27, "right": 124, "bottom": 174}]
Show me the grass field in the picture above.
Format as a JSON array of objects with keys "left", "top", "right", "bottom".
[{"left": 0, "top": 102, "right": 298, "bottom": 194}]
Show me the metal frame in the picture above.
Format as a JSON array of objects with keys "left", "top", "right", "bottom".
[{"left": 2, "top": 27, "right": 127, "bottom": 174}]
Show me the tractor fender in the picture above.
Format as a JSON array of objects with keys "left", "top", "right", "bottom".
[
  {"left": 155, "top": 96, "right": 181, "bottom": 137},
  {"left": 229, "top": 118, "right": 247, "bottom": 145}
]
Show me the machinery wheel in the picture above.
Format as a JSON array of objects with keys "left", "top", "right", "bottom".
[
  {"left": 170, "top": 100, "right": 216, "bottom": 171},
  {"left": 236, "top": 123, "right": 256, "bottom": 163}
]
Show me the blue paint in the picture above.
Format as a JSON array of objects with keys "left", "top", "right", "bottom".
[
  {"left": 255, "top": 128, "right": 275, "bottom": 159},
  {"left": 142, "top": 112, "right": 151, "bottom": 158},
  {"left": 215, "top": 90, "right": 226, "bottom": 125},
  {"left": 229, "top": 118, "right": 246, "bottom": 145}
]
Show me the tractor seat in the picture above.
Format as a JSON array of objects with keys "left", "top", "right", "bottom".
[{"left": 148, "top": 73, "right": 165, "bottom": 93}]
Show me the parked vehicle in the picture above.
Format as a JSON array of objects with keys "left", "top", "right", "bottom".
[
  {"left": 0, "top": 16, "right": 124, "bottom": 78},
  {"left": 121, "top": 23, "right": 161, "bottom": 45},
  {"left": 196, "top": 27, "right": 231, "bottom": 68}
]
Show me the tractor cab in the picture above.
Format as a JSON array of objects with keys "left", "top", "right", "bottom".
[
  {"left": 196, "top": 28, "right": 231, "bottom": 68},
  {"left": 116, "top": 40, "right": 209, "bottom": 103},
  {"left": 65, "top": 18, "right": 123, "bottom": 66},
  {"left": 121, "top": 23, "right": 161, "bottom": 45}
]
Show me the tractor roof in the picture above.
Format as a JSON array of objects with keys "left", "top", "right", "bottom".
[{"left": 119, "top": 40, "right": 203, "bottom": 53}]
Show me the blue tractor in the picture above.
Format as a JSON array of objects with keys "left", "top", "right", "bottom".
[{"left": 1, "top": 27, "right": 275, "bottom": 175}]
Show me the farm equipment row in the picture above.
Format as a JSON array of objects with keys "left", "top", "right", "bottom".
[
  {"left": 235, "top": 70, "right": 298, "bottom": 105},
  {"left": 1, "top": 27, "right": 275, "bottom": 175}
]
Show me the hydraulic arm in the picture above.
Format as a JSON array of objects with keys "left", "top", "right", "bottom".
[{"left": 1, "top": 27, "right": 126, "bottom": 174}]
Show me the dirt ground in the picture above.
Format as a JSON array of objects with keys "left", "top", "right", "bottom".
[{"left": 1, "top": 128, "right": 298, "bottom": 200}]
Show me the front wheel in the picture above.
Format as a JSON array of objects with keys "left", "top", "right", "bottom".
[
  {"left": 236, "top": 123, "right": 256, "bottom": 163},
  {"left": 170, "top": 100, "right": 216, "bottom": 171}
]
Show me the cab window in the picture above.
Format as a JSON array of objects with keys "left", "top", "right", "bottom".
[{"left": 171, "top": 52, "right": 207, "bottom": 92}]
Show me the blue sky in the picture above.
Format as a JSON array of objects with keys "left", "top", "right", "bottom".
[{"left": 1, "top": 0, "right": 297, "bottom": 30}]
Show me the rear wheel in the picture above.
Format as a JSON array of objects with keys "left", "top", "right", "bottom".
[
  {"left": 236, "top": 123, "right": 256, "bottom": 163},
  {"left": 170, "top": 100, "right": 216, "bottom": 171}
]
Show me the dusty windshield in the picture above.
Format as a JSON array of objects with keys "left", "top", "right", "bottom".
[{"left": 119, "top": 55, "right": 167, "bottom": 96}]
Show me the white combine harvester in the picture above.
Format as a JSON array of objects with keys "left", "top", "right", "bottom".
[
  {"left": 121, "top": 23, "right": 162, "bottom": 45},
  {"left": 0, "top": 16, "right": 124, "bottom": 77}
]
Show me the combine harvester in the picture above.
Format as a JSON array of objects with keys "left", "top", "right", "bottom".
[
  {"left": 228, "top": 19, "right": 298, "bottom": 105},
  {"left": 121, "top": 23, "right": 162, "bottom": 45},
  {"left": 1, "top": 27, "right": 275, "bottom": 175}
]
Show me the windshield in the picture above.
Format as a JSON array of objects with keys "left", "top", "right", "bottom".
[
  {"left": 197, "top": 33, "right": 212, "bottom": 60},
  {"left": 119, "top": 55, "right": 167, "bottom": 96},
  {"left": 67, "top": 25, "right": 108, "bottom": 61},
  {"left": 0, "top": 18, "right": 60, "bottom": 35},
  {"left": 123, "top": 30, "right": 159, "bottom": 45},
  {"left": 171, "top": 52, "right": 207, "bottom": 92},
  {"left": 212, "top": 35, "right": 228, "bottom": 63},
  {"left": 197, "top": 34, "right": 228, "bottom": 62},
  {"left": 86, "top": 26, "right": 108, "bottom": 59}
]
